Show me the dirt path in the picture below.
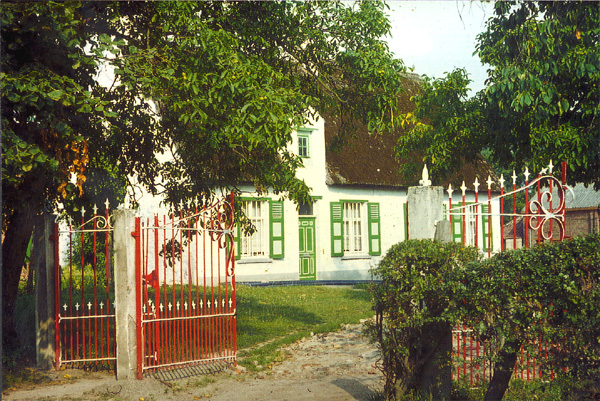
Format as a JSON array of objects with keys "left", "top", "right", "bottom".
[{"left": 3, "top": 319, "right": 383, "bottom": 401}]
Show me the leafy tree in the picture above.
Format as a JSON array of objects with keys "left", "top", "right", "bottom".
[
  {"left": 2, "top": 1, "right": 405, "bottom": 349},
  {"left": 398, "top": 1, "right": 599, "bottom": 187}
]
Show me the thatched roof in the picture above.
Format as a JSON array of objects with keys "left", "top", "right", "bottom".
[{"left": 324, "top": 74, "right": 496, "bottom": 190}]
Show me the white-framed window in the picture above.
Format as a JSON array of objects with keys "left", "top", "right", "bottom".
[
  {"left": 298, "top": 135, "right": 309, "bottom": 158},
  {"left": 241, "top": 200, "right": 268, "bottom": 258},
  {"left": 449, "top": 204, "right": 492, "bottom": 252},
  {"left": 343, "top": 202, "right": 365, "bottom": 254},
  {"left": 296, "top": 128, "right": 314, "bottom": 158},
  {"left": 236, "top": 199, "right": 285, "bottom": 260},
  {"left": 330, "top": 201, "right": 380, "bottom": 257}
]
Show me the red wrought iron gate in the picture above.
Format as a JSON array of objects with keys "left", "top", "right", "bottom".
[
  {"left": 135, "top": 194, "right": 237, "bottom": 378},
  {"left": 54, "top": 204, "right": 116, "bottom": 369}
]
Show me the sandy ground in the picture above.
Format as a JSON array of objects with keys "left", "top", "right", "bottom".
[{"left": 3, "top": 320, "right": 383, "bottom": 401}]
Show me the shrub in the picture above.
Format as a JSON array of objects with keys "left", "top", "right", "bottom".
[
  {"left": 456, "top": 233, "right": 600, "bottom": 400},
  {"left": 366, "top": 239, "right": 480, "bottom": 400}
]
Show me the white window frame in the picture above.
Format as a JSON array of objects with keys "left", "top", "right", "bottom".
[
  {"left": 465, "top": 205, "right": 477, "bottom": 247},
  {"left": 241, "top": 200, "right": 268, "bottom": 258},
  {"left": 298, "top": 134, "right": 309, "bottom": 158},
  {"left": 343, "top": 202, "right": 366, "bottom": 255}
]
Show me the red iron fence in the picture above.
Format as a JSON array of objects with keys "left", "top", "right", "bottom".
[
  {"left": 54, "top": 202, "right": 116, "bottom": 369},
  {"left": 53, "top": 194, "right": 237, "bottom": 379},
  {"left": 447, "top": 161, "right": 570, "bottom": 383},
  {"left": 447, "top": 161, "right": 569, "bottom": 256}
]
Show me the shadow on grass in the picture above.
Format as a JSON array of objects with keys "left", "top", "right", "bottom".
[{"left": 236, "top": 296, "right": 324, "bottom": 344}]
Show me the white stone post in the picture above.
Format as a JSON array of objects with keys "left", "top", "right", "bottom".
[
  {"left": 406, "top": 166, "right": 452, "bottom": 399},
  {"left": 113, "top": 209, "right": 139, "bottom": 380},
  {"left": 407, "top": 185, "right": 444, "bottom": 240}
]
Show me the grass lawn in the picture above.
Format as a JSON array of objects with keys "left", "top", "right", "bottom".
[
  {"left": 236, "top": 284, "right": 375, "bottom": 371},
  {"left": 3, "top": 284, "right": 375, "bottom": 388}
]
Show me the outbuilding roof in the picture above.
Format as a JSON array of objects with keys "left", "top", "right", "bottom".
[{"left": 542, "top": 182, "right": 600, "bottom": 209}]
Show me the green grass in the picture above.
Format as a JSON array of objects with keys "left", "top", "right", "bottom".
[
  {"left": 235, "top": 284, "right": 374, "bottom": 371},
  {"left": 450, "top": 378, "right": 596, "bottom": 401},
  {"left": 3, "top": 283, "right": 374, "bottom": 389}
]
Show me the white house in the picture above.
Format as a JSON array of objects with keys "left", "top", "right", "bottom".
[
  {"left": 232, "top": 114, "right": 502, "bottom": 283},
  {"left": 129, "top": 72, "right": 502, "bottom": 283}
]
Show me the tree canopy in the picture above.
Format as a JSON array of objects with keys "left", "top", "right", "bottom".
[
  {"left": 1, "top": 1, "right": 405, "bottom": 348},
  {"left": 397, "top": 0, "right": 599, "bottom": 187}
]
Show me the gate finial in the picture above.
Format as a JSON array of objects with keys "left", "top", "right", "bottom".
[{"left": 419, "top": 164, "right": 432, "bottom": 186}]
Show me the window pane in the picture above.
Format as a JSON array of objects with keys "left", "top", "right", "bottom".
[
  {"left": 298, "top": 136, "right": 308, "bottom": 157},
  {"left": 241, "top": 201, "right": 267, "bottom": 257},
  {"left": 343, "top": 202, "right": 364, "bottom": 254}
]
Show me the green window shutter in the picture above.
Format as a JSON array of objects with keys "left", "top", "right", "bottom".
[
  {"left": 269, "top": 200, "right": 284, "bottom": 259},
  {"left": 403, "top": 202, "right": 408, "bottom": 240},
  {"left": 330, "top": 202, "right": 344, "bottom": 257},
  {"left": 451, "top": 210, "right": 463, "bottom": 244},
  {"left": 234, "top": 223, "right": 241, "bottom": 260},
  {"left": 368, "top": 203, "right": 381, "bottom": 256},
  {"left": 482, "top": 205, "right": 492, "bottom": 251}
]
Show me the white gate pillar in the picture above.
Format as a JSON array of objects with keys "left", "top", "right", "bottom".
[
  {"left": 406, "top": 165, "right": 451, "bottom": 399},
  {"left": 113, "top": 209, "right": 138, "bottom": 380},
  {"left": 406, "top": 186, "right": 444, "bottom": 240}
]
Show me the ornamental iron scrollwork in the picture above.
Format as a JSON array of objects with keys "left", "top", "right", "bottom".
[
  {"left": 527, "top": 175, "right": 569, "bottom": 242},
  {"left": 446, "top": 161, "right": 572, "bottom": 252}
]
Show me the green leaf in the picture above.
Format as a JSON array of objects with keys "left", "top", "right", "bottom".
[{"left": 48, "top": 89, "right": 63, "bottom": 100}]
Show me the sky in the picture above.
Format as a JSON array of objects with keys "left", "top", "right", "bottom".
[{"left": 385, "top": 0, "right": 496, "bottom": 94}]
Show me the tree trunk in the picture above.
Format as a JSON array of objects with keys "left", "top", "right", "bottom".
[
  {"left": 2, "top": 204, "right": 37, "bottom": 351},
  {"left": 484, "top": 339, "right": 521, "bottom": 401},
  {"left": 419, "top": 322, "right": 452, "bottom": 401}
]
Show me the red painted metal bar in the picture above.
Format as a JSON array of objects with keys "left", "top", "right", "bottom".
[
  {"left": 513, "top": 172, "right": 517, "bottom": 250},
  {"left": 134, "top": 216, "right": 143, "bottom": 379},
  {"left": 448, "top": 187, "right": 453, "bottom": 239},
  {"left": 53, "top": 222, "right": 61, "bottom": 369},
  {"left": 461, "top": 183, "right": 466, "bottom": 246},
  {"left": 487, "top": 181, "right": 492, "bottom": 258},
  {"left": 230, "top": 192, "right": 237, "bottom": 358},
  {"left": 154, "top": 215, "right": 161, "bottom": 368},
  {"left": 79, "top": 211, "right": 84, "bottom": 360},
  {"left": 93, "top": 209, "right": 98, "bottom": 365},
  {"left": 537, "top": 174, "right": 542, "bottom": 245},
  {"left": 500, "top": 175, "right": 505, "bottom": 252},
  {"left": 469, "top": 328, "right": 474, "bottom": 386},
  {"left": 525, "top": 169, "right": 530, "bottom": 248},
  {"left": 562, "top": 162, "right": 567, "bottom": 237},
  {"left": 474, "top": 179, "right": 479, "bottom": 250}
]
